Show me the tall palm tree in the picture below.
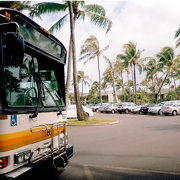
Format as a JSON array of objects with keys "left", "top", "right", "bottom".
[
  {"left": 68, "top": 1, "right": 88, "bottom": 120},
  {"left": 103, "top": 56, "right": 117, "bottom": 103},
  {"left": 30, "top": 1, "right": 112, "bottom": 110},
  {"left": 156, "top": 47, "right": 180, "bottom": 102},
  {"left": 114, "top": 58, "right": 127, "bottom": 102},
  {"left": 117, "top": 42, "right": 143, "bottom": 104},
  {"left": 77, "top": 71, "right": 91, "bottom": 101},
  {"left": 143, "top": 58, "right": 160, "bottom": 101},
  {"left": 79, "top": 35, "right": 109, "bottom": 104}
]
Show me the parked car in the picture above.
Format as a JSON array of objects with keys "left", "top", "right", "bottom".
[
  {"left": 117, "top": 102, "right": 136, "bottom": 114},
  {"left": 91, "top": 103, "right": 101, "bottom": 112},
  {"left": 67, "top": 104, "right": 93, "bottom": 118},
  {"left": 140, "top": 104, "right": 154, "bottom": 114},
  {"left": 131, "top": 105, "right": 141, "bottom": 114},
  {"left": 161, "top": 102, "right": 180, "bottom": 116},
  {"left": 148, "top": 102, "right": 166, "bottom": 115},
  {"left": 104, "top": 103, "right": 118, "bottom": 113},
  {"left": 98, "top": 103, "right": 110, "bottom": 113}
]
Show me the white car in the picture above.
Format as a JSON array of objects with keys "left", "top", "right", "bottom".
[{"left": 67, "top": 104, "right": 93, "bottom": 118}]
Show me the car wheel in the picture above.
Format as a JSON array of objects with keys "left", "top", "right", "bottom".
[
  {"left": 118, "top": 111, "right": 122, "bottom": 114},
  {"left": 86, "top": 113, "right": 89, "bottom": 117},
  {"left": 158, "top": 109, "right": 162, "bottom": 115},
  {"left": 172, "top": 110, "right": 177, "bottom": 116},
  {"left": 111, "top": 110, "right": 115, "bottom": 114},
  {"left": 96, "top": 109, "right": 99, "bottom": 113},
  {"left": 125, "top": 109, "right": 129, "bottom": 114}
]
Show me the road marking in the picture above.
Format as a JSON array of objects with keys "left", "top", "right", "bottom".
[
  {"left": 84, "top": 165, "right": 94, "bottom": 180},
  {"left": 83, "top": 164, "right": 180, "bottom": 176}
]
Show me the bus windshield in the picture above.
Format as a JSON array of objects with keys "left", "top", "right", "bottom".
[
  {"left": 4, "top": 54, "right": 64, "bottom": 107},
  {"left": 0, "top": 9, "right": 66, "bottom": 111}
]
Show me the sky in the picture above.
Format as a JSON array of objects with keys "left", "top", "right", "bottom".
[{"left": 29, "top": 0, "right": 180, "bottom": 92}]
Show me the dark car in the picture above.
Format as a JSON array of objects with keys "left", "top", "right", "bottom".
[{"left": 140, "top": 104, "right": 154, "bottom": 114}]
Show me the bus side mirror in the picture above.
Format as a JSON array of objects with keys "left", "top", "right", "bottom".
[{"left": 4, "top": 32, "right": 24, "bottom": 66}]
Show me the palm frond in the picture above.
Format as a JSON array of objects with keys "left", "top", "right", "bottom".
[
  {"left": 176, "top": 38, "right": 180, "bottom": 48},
  {"left": 77, "top": 10, "right": 85, "bottom": 21},
  {"left": 85, "top": 4, "right": 106, "bottom": 16},
  {"left": 48, "top": 13, "right": 68, "bottom": 33},
  {"left": 30, "top": 2, "right": 67, "bottom": 18},
  {"left": 99, "top": 45, "right": 109, "bottom": 54},
  {"left": 86, "top": 11, "right": 112, "bottom": 33},
  {"left": 103, "top": 55, "right": 112, "bottom": 66},
  {"left": 79, "top": 53, "right": 93, "bottom": 61},
  {"left": 83, "top": 54, "right": 97, "bottom": 64},
  {"left": 175, "top": 27, "right": 180, "bottom": 38}
]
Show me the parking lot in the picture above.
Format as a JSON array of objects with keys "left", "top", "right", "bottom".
[{"left": 21, "top": 113, "right": 180, "bottom": 180}]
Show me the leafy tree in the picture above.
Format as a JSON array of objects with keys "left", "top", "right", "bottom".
[
  {"left": 156, "top": 47, "right": 179, "bottom": 103},
  {"left": 80, "top": 35, "right": 109, "bottom": 104},
  {"left": 117, "top": 42, "right": 143, "bottom": 104},
  {"left": 77, "top": 70, "right": 91, "bottom": 101},
  {"left": 87, "top": 81, "right": 99, "bottom": 103},
  {"left": 103, "top": 56, "right": 118, "bottom": 103},
  {"left": 165, "top": 91, "right": 178, "bottom": 101}
]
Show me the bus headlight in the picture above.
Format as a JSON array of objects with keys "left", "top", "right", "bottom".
[{"left": 14, "top": 150, "right": 31, "bottom": 164}]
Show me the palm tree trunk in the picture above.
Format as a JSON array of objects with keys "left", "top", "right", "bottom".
[
  {"left": 68, "top": 1, "right": 88, "bottom": 121},
  {"left": 156, "top": 73, "right": 168, "bottom": 103},
  {"left": 133, "top": 64, "right": 137, "bottom": 104},
  {"left": 81, "top": 80, "right": 84, "bottom": 102},
  {"left": 172, "top": 75, "right": 177, "bottom": 90},
  {"left": 112, "top": 72, "right": 117, "bottom": 103},
  {"left": 131, "top": 65, "right": 134, "bottom": 102},
  {"left": 97, "top": 55, "right": 102, "bottom": 105},
  {"left": 121, "top": 71, "right": 125, "bottom": 102},
  {"left": 65, "top": 35, "right": 72, "bottom": 106}
]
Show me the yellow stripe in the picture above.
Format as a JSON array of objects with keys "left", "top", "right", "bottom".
[{"left": 0, "top": 126, "right": 65, "bottom": 152}]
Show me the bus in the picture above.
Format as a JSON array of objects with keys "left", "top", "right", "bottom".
[{"left": 0, "top": 8, "right": 73, "bottom": 178}]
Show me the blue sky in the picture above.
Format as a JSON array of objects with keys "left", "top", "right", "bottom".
[{"left": 28, "top": 0, "right": 180, "bottom": 92}]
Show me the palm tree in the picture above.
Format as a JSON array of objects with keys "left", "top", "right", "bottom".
[
  {"left": 114, "top": 58, "right": 127, "bottom": 102},
  {"left": 156, "top": 47, "right": 180, "bottom": 102},
  {"left": 30, "top": 1, "right": 112, "bottom": 112},
  {"left": 117, "top": 42, "right": 143, "bottom": 104},
  {"left": 103, "top": 56, "right": 118, "bottom": 103},
  {"left": 143, "top": 58, "right": 159, "bottom": 101},
  {"left": 79, "top": 35, "right": 109, "bottom": 104},
  {"left": 0, "top": 1, "right": 31, "bottom": 11},
  {"left": 68, "top": 1, "right": 88, "bottom": 120},
  {"left": 77, "top": 71, "right": 91, "bottom": 102}
]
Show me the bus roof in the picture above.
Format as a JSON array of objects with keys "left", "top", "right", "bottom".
[{"left": 0, "top": 8, "right": 66, "bottom": 64}]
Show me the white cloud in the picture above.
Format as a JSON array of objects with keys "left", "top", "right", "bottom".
[{"left": 25, "top": 0, "right": 180, "bottom": 92}]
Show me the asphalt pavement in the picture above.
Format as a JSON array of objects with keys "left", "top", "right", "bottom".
[{"left": 19, "top": 113, "right": 180, "bottom": 180}]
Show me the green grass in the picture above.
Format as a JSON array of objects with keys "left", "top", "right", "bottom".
[{"left": 67, "top": 117, "right": 116, "bottom": 126}]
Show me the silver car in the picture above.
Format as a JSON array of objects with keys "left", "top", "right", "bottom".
[
  {"left": 104, "top": 104, "right": 118, "bottom": 114},
  {"left": 161, "top": 102, "right": 180, "bottom": 116},
  {"left": 98, "top": 103, "right": 110, "bottom": 113},
  {"left": 148, "top": 102, "right": 165, "bottom": 115},
  {"left": 117, "top": 102, "right": 136, "bottom": 114}
]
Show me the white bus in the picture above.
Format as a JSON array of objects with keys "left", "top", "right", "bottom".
[{"left": 0, "top": 8, "right": 73, "bottom": 179}]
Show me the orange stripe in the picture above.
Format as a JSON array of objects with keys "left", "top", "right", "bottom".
[{"left": 0, "top": 126, "right": 65, "bottom": 152}]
